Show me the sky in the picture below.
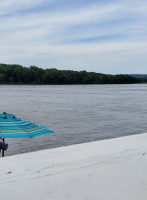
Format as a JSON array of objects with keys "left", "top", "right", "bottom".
[{"left": 0, "top": 0, "right": 147, "bottom": 74}]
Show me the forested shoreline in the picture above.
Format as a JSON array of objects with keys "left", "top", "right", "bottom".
[{"left": 0, "top": 64, "right": 142, "bottom": 84}]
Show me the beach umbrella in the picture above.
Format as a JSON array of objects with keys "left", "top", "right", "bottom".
[{"left": 0, "top": 112, "right": 54, "bottom": 157}]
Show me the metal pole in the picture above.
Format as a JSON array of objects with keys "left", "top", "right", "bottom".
[{"left": 2, "top": 138, "right": 5, "bottom": 157}]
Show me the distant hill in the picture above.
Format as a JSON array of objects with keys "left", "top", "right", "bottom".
[
  {"left": 128, "top": 74, "right": 147, "bottom": 82},
  {"left": 129, "top": 74, "right": 147, "bottom": 79},
  {"left": 0, "top": 63, "right": 142, "bottom": 84}
]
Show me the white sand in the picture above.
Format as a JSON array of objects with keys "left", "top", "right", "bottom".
[{"left": 0, "top": 133, "right": 147, "bottom": 200}]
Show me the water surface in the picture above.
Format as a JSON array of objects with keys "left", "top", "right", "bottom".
[{"left": 0, "top": 84, "right": 147, "bottom": 156}]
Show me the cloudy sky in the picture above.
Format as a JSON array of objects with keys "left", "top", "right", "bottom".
[{"left": 0, "top": 0, "right": 147, "bottom": 74}]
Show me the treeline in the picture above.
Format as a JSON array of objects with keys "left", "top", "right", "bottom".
[
  {"left": 129, "top": 74, "right": 147, "bottom": 83},
  {"left": 0, "top": 64, "right": 141, "bottom": 84}
]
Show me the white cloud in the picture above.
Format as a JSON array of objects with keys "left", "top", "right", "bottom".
[
  {"left": 0, "top": 0, "right": 147, "bottom": 73},
  {"left": 0, "top": 0, "right": 50, "bottom": 15}
]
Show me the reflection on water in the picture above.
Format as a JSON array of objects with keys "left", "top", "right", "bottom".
[{"left": 0, "top": 84, "right": 147, "bottom": 156}]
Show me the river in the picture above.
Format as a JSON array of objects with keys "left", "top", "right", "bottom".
[{"left": 0, "top": 84, "right": 147, "bottom": 156}]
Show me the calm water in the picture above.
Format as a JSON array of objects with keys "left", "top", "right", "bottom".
[{"left": 0, "top": 84, "right": 147, "bottom": 156}]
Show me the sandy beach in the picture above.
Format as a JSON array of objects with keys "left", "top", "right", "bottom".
[{"left": 0, "top": 133, "right": 147, "bottom": 200}]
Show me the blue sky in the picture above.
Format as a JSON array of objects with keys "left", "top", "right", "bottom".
[{"left": 0, "top": 0, "right": 147, "bottom": 74}]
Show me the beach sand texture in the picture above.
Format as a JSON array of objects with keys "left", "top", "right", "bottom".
[{"left": 0, "top": 133, "right": 147, "bottom": 200}]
